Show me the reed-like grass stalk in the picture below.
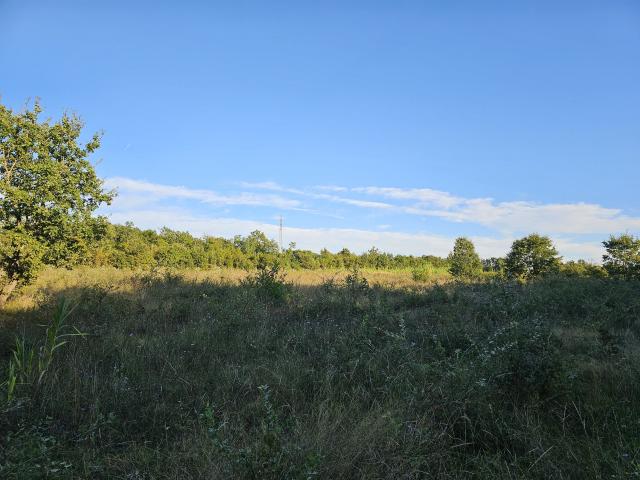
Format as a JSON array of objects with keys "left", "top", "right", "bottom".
[{"left": 2, "top": 298, "right": 84, "bottom": 403}]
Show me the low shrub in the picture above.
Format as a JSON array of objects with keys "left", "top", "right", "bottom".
[{"left": 242, "top": 261, "right": 292, "bottom": 305}]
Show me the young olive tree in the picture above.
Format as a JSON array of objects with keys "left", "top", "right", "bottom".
[
  {"left": 504, "top": 234, "right": 561, "bottom": 280},
  {"left": 602, "top": 234, "right": 640, "bottom": 279},
  {"left": 0, "top": 100, "right": 113, "bottom": 306},
  {"left": 448, "top": 237, "right": 482, "bottom": 279}
]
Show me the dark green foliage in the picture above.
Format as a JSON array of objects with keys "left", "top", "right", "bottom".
[
  {"left": 505, "top": 234, "right": 561, "bottom": 280},
  {"left": 0, "top": 100, "right": 113, "bottom": 293},
  {"left": 287, "top": 249, "right": 320, "bottom": 269},
  {"left": 235, "top": 230, "right": 280, "bottom": 256},
  {"left": 482, "top": 257, "right": 505, "bottom": 273},
  {"left": 602, "top": 233, "right": 640, "bottom": 279},
  {"left": 0, "top": 228, "right": 44, "bottom": 284},
  {"left": 343, "top": 266, "right": 370, "bottom": 297},
  {"left": 1, "top": 419, "right": 73, "bottom": 479},
  {"left": 448, "top": 237, "right": 483, "bottom": 278},
  {"left": 478, "top": 318, "right": 560, "bottom": 401},
  {"left": 84, "top": 222, "right": 453, "bottom": 273},
  {"left": 242, "top": 261, "right": 291, "bottom": 305}
]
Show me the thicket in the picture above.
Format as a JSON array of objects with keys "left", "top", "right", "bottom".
[
  {"left": 2, "top": 218, "right": 628, "bottom": 297},
  {"left": 82, "top": 222, "right": 452, "bottom": 272}
]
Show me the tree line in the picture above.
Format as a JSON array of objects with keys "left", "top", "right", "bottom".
[
  {"left": 2, "top": 100, "right": 640, "bottom": 306},
  {"left": 447, "top": 234, "right": 639, "bottom": 281},
  {"left": 87, "top": 222, "right": 451, "bottom": 272}
]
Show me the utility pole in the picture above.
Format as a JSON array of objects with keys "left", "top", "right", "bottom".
[{"left": 279, "top": 216, "right": 283, "bottom": 252}]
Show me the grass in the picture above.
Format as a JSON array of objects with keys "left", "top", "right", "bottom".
[{"left": 1, "top": 267, "right": 639, "bottom": 478}]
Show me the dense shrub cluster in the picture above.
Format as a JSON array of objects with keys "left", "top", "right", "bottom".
[
  {"left": 83, "top": 222, "right": 452, "bottom": 272},
  {"left": 32, "top": 221, "right": 622, "bottom": 282}
]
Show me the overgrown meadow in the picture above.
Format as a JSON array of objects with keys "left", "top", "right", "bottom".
[{"left": 1, "top": 267, "right": 640, "bottom": 479}]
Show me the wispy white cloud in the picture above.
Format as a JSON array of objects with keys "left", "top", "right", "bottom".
[
  {"left": 106, "top": 177, "right": 303, "bottom": 210},
  {"left": 103, "top": 176, "right": 636, "bottom": 260},
  {"left": 311, "top": 193, "right": 394, "bottom": 210},
  {"left": 315, "top": 185, "right": 640, "bottom": 236},
  {"left": 353, "top": 186, "right": 464, "bottom": 209},
  {"left": 240, "top": 181, "right": 640, "bottom": 236},
  {"left": 238, "top": 181, "right": 395, "bottom": 209},
  {"left": 314, "top": 185, "right": 349, "bottom": 193},
  {"left": 238, "top": 181, "right": 306, "bottom": 196},
  {"left": 390, "top": 198, "right": 640, "bottom": 235},
  {"left": 432, "top": 200, "right": 640, "bottom": 235}
]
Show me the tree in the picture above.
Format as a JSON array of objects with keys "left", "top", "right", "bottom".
[
  {"left": 602, "top": 234, "right": 640, "bottom": 279},
  {"left": 0, "top": 100, "right": 113, "bottom": 306},
  {"left": 561, "top": 260, "right": 607, "bottom": 278},
  {"left": 234, "top": 231, "right": 279, "bottom": 256},
  {"left": 337, "top": 248, "right": 358, "bottom": 269},
  {"left": 448, "top": 237, "right": 482, "bottom": 279},
  {"left": 482, "top": 257, "right": 505, "bottom": 273},
  {"left": 504, "top": 234, "right": 561, "bottom": 280}
]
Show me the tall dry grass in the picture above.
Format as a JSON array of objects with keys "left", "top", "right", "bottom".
[{"left": 1, "top": 267, "right": 639, "bottom": 479}]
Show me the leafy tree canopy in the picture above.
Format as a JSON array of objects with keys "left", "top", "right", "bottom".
[
  {"left": 0, "top": 100, "right": 113, "bottom": 302},
  {"left": 602, "top": 234, "right": 640, "bottom": 279},
  {"left": 505, "top": 234, "right": 561, "bottom": 280},
  {"left": 561, "top": 259, "right": 607, "bottom": 278},
  {"left": 234, "top": 230, "right": 280, "bottom": 256},
  {"left": 482, "top": 257, "right": 505, "bottom": 273},
  {"left": 448, "top": 237, "right": 482, "bottom": 279}
]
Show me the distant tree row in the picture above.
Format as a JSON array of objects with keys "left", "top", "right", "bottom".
[
  {"left": 447, "top": 233, "right": 640, "bottom": 281},
  {"left": 2, "top": 100, "right": 640, "bottom": 307},
  {"left": 85, "top": 222, "right": 450, "bottom": 272}
]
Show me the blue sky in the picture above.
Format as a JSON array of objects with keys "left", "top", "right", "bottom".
[{"left": 2, "top": 0, "right": 639, "bottom": 259}]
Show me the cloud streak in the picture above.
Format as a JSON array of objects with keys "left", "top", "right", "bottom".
[
  {"left": 103, "top": 176, "right": 639, "bottom": 260},
  {"left": 313, "top": 185, "right": 640, "bottom": 236},
  {"left": 239, "top": 181, "right": 640, "bottom": 236},
  {"left": 353, "top": 186, "right": 464, "bottom": 209},
  {"left": 106, "top": 177, "right": 303, "bottom": 210},
  {"left": 415, "top": 200, "right": 640, "bottom": 235}
]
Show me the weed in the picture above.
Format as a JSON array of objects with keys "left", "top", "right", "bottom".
[
  {"left": 242, "top": 261, "right": 291, "bottom": 304},
  {"left": 2, "top": 298, "right": 84, "bottom": 404},
  {"left": 344, "top": 266, "right": 369, "bottom": 292}
]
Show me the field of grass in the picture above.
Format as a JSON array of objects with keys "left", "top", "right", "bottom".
[{"left": 1, "top": 267, "right": 640, "bottom": 479}]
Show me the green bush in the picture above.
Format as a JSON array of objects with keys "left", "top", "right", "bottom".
[
  {"left": 411, "top": 263, "right": 449, "bottom": 281},
  {"left": 479, "top": 318, "right": 561, "bottom": 401},
  {"left": 448, "top": 237, "right": 483, "bottom": 279},
  {"left": 242, "top": 261, "right": 292, "bottom": 305}
]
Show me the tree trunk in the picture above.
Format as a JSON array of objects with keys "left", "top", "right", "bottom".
[{"left": 0, "top": 279, "right": 18, "bottom": 308}]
